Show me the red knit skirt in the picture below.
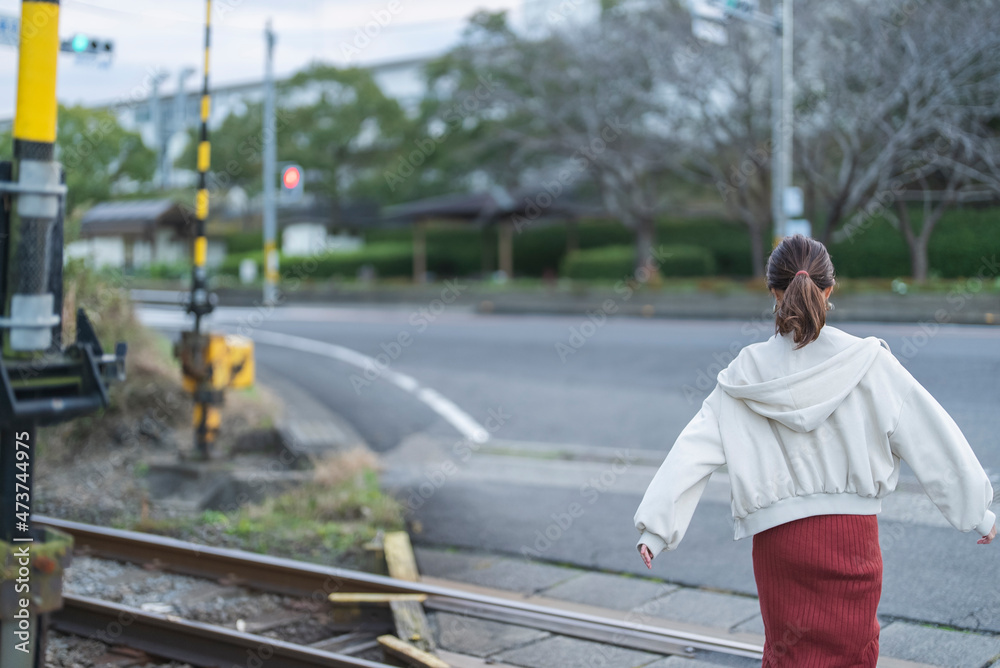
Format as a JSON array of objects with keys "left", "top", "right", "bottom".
[{"left": 752, "top": 514, "right": 882, "bottom": 667}]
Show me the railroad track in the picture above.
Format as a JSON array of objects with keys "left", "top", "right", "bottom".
[{"left": 40, "top": 516, "right": 764, "bottom": 667}]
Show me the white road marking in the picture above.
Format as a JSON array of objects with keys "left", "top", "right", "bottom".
[
  {"left": 228, "top": 326, "right": 490, "bottom": 445},
  {"left": 137, "top": 308, "right": 490, "bottom": 444},
  {"left": 136, "top": 307, "right": 491, "bottom": 443}
]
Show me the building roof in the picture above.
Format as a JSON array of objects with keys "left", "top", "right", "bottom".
[{"left": 79, "top": 199, "right": 194, "bottom": 237}]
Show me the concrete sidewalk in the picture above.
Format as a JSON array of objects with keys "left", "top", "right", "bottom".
[
  {"left": 249, "top": 357, "right": 1000, "bottom": 666},
  {"left": 414, "top": 544, "right": 998, "bottom": 668},
  {"left": 382, "top": 438, "right": 1000, "bottom": 668}
]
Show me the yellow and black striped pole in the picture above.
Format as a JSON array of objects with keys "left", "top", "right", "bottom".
[
  {"left": 12, "top": 0, "right": 62, "bottom": 316},
  {"left": 186, "top": 0, "right": 219, "bottom": 457},
  {"left": 189, "top": 0, "right": 213, "bottom": 327},
  {"left": 13, "top": 0, "right": 59, "bottom": 163}
]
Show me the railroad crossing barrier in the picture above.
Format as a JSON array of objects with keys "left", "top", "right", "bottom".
[{"left": 0, "top": 1, "right": 126, "bottom": 666}]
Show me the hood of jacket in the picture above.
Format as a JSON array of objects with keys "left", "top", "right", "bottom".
[{"left": 717, "top": 334, "right": 884, "bottom": 433}]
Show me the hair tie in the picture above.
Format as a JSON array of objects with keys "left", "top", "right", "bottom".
[{"left": 795, "top": 270, "right": 810, "bottom": 277}]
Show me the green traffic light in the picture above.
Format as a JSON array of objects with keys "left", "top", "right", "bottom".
[{"left": 71, "top": 33, "right": 89, "bottom": 52}]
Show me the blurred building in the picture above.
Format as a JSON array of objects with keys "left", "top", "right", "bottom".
[
  {"left": 109, "top": 55, "right": 431, "bottom": 192},
  {"left": 65, "top": 198, "right": 227, "bottom": 270},
  {"left": 521, "top": 0, "right": 602, "bottom": 35}
]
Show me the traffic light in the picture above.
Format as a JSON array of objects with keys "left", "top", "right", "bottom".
[
  {"left": 281, "top": 164, "right": 303, "bottom": 199},
  {"left": 60, "top": 34, "right": 114, "bottom": 55}
]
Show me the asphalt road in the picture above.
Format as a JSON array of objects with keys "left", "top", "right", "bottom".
[{"left": 140, "top": 303, "right": 1000, "bottom": 632}]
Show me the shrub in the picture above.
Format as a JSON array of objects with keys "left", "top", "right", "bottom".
[
  {"left": 221, "top": 231, "right": 282, "bottom": 255},
  {"left": 560, "top": 244, "right": 716, "bottom": 280},
  {"left": 560, "top": 245, "right": 636, "bottom": 281},
  {"left": 656, "top": 244, "right": 718, "bottom": 277},
  {"left": 282, "top": 242, "right": 412, "bottom": 280}
]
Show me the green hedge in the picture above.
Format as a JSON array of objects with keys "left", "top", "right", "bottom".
[
  {"left": 560, "top": 245, "right": 636, "bottom": 280},
  {"left": 656, "top": 244, "right": 717, "bottom": 277},
  {"left": 216, "top": 205, "right": 1000, "bottom": 281},
  {"left": 284, "top": 242, "right": 412, "bottom": 280},
  {"left": 219, "top": 242, "right": 412, "bottom": 281},
  {"left": 830, "top": 207, "right": 1000, "bottom": 278},
  {"left": 560, "top": 244, "right": 716, "bottom": 280},
  {"left": 129, "top": 262, "right": 190, "bottom": 280},
  {"left": 220, "top": 231, "right": 284, "bottom": 255}
]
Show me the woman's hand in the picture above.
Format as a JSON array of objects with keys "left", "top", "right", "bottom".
[
  {"left": 978, "top": 524, "right": 997, "bottom": 545},
  {"left": 639, "top": 544, "right": 654, "bottom": 569}
]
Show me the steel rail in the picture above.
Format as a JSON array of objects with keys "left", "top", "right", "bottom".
[
  {"left": 40, "top": 516, "right": 764, "bottom": 660},
  {"left": 52, "top": 595, "right": 392, "bottom": 668}
]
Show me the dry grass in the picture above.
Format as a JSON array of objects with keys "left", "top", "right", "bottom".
[
  {"left": 312, "top": 448, "right": 381, "bottom": 487},
  {"left": 41, "top": 261, "right": 279, "bottom": 461},
  {"left": 247, "top": 448, "right": 402, "bottom": 528}
]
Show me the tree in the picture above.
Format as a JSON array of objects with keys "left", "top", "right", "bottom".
[
  {"left": 664, "top": 6, "right": 778, "bottom": 277},
  {"left": 175, "top": 65, "right": 411, "bottom": 211},
  {"left": 174, "top": 100, "right": 270, "bottom": 196},
  {"left": 425, "top": 9, "right": 684, "bottom": 275},
  {"left": 1, "top": 105, "right": 156, "bottom": 216},
  {"left": 278, "top": 65, "right": 411, "bottom": 209},
  {"left": 796, "top": 0, "right": 1000, "bottom": 279}
]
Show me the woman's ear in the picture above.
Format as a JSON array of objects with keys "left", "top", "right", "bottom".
[{"left": 823, "top": 286, "right": 834, "bottom": 300}]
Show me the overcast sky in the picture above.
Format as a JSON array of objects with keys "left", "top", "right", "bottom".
[{"left": 0, "top": 0, "right": 527, "bottom": 119}]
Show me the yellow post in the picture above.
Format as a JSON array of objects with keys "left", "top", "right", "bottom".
[
  {"left": 4, "top": 5, "right": 61, "bottom": 666},
  {"left": 14, "top": 0, "right": 60, "bottom": 161}
]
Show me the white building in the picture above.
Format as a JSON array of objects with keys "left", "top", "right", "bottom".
[
  {"left": 109, "top": 55, "right": 431, "bottom": 191},
  {"left": 67, "top": 199, "right": 225, "bottom": 270}
]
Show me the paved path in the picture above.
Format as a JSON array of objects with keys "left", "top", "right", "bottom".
[{"left": 139, "top": 304, "right": 1000, "bottom": 661}]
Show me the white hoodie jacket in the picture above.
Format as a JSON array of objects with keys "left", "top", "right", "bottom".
[{"left": 634, "top": 325, "right": 996, "bottom": 557}]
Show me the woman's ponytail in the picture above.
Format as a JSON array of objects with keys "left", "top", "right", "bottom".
[{"left": 766, "top": 235, "right": 836, "bottom": 349}]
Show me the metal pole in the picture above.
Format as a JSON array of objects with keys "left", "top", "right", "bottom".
[
  {"left": 187, "top": 0, "right": 216, "bottom": 457},
  {"left": 262, "top": 20, "right": 278, "bottom": 305},
  {"left": 151, "top": 73, "right": 166, "bottom": 190},
  {"left": 781, "top": 0, "right": 793, "bottom": 241},
  {"left": 173, "top": 67, "right": 195, "bottom": 190},
  {"left": 770, "top": 0, "right": 784, "bottom": 247},
  {"left": 3, "top": 0, "right": 61, "bottom": 662}
]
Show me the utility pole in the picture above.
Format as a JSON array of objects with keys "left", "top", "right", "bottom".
[
  {"left": 779, "top": 0, "right": 793, "bottom": 244},
  {"left": 262, "top": 19, "right": 278, "bottom": 305},
  {"left": 770, "top": 0, "right": 784, "bottom": 247},
  {"left": 688, "top": 0, "right": 793, "bottom": 246},
  {"left": 172, "top": 67, "right": 196, "bottom": 190},
  {"left": 150, "top": 71, "right": 169, "bottom": 190}
]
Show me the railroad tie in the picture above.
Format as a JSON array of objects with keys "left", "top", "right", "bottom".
[{"left": 383, "top": 531, "right": 438, "bottom": 655}]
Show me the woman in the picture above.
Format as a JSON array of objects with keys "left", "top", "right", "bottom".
[{"left": 633, "top": 234, "right": 996, "bottom": 666}]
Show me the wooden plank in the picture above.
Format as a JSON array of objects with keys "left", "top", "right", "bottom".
[
  {"left": 377, "top": 635, "right": 450, "bottom": 668},
  {"left": 383, "top": 532, "right": 420, "bottom": 582},
  {"left": 328, "top": 593, "right": 428, "bottom": 604},
  {"left": 383, "top": 531, "right": 436, "bottom": 652}
]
